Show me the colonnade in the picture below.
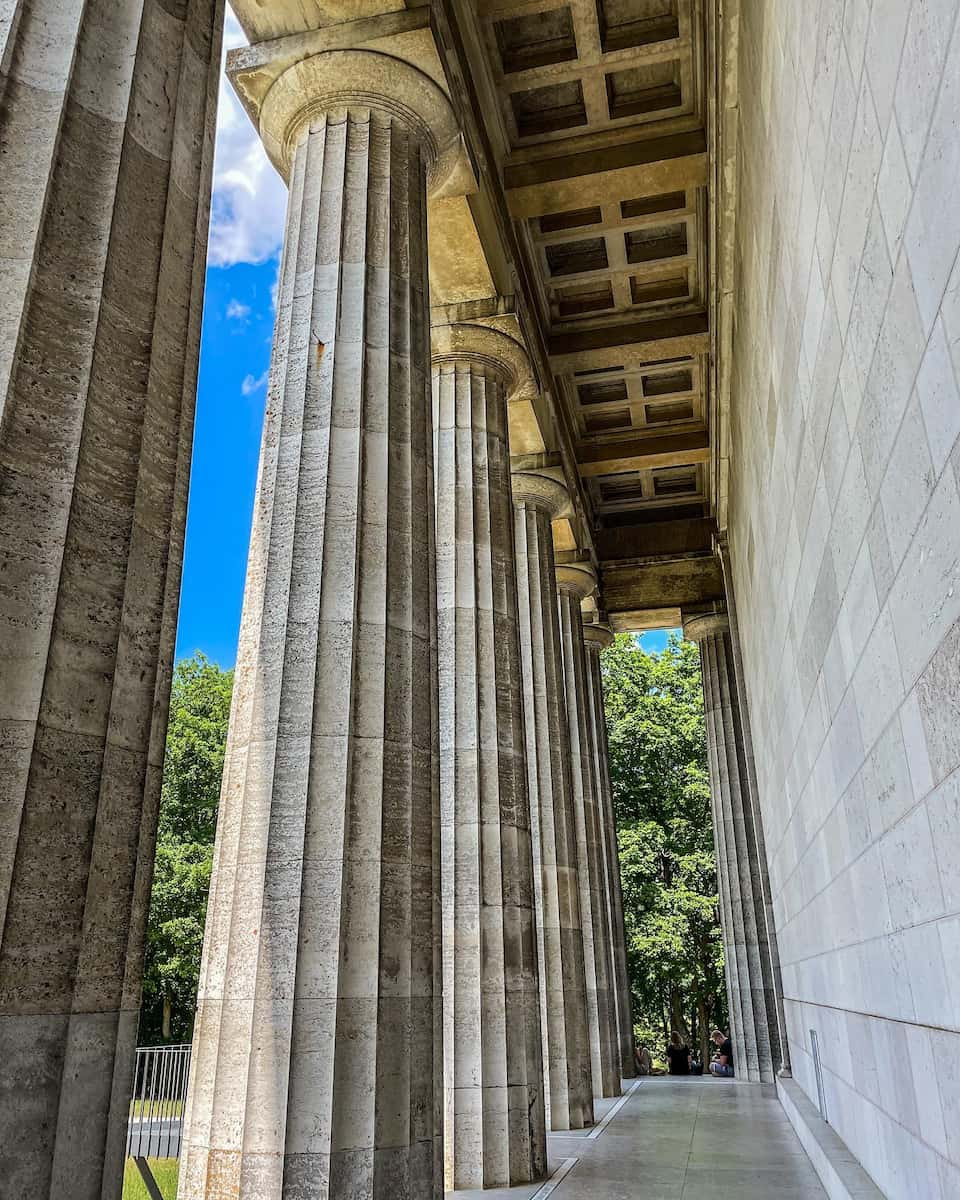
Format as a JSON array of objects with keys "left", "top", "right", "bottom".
[
  {"left": 172, "top": 49, "right": 634, "bottom": 1199},
  {"left": 0, "top": 21, "right": 635, "bottom": 1197}
]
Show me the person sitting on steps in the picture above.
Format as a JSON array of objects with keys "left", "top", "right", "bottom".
[{"left": 709, "top": 1028, "right": 735, "bottom": 1077}]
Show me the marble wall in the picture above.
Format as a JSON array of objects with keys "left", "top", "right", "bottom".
[{"left": 729, "top": 1, "right": 960, "bottom": 1196}]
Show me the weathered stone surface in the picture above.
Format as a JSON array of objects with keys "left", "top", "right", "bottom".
[
  {"left": 178, "top": 50, "right": 449, "bottom": 1200},
  {"left": 434, "top": 325, "right": 546, "bottom": 1189},
  {"left": 582, "top": 619, "right": 635, "bottom": 1081},
  {"left": 0, "top": 2, "right": 223, "bottom": 1196},
  {"left": 512, "top": 471, "right": 593, "bottom": 1131},
  {"left": 556, "top": 565, "right": 620, "bottom": 1100}
]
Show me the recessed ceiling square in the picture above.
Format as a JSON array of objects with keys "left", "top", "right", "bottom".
[
  {"left": 578, "top": 378, "right": 629, "bottom": 405},
  {"left": 642, "top": 368, "right": 693, "bottom": 395},
  {"left": 630, "top": 273, "right": 689, "bottom": 304},
  {"left": 495, "top": 7, "right": 578, "bottom": 73},
  {"left": 605, "top": 61, "right": 682, "bottom": 120},
  {"left": 511, "top": 79, "right": 588, "bottom": 137},
  {"left": 584, "top": 408, "right": 633, "bottom": 433},
  {"left": 625, "top": 223, "right": 687, "bottom": 263},
  {"left": 556, "top": 281, "right": 615, "bottom": 317},
  {"left": 645, "top": 399, "right": 694, "bottom": 423},
  {"left": 546, "top": 237, "right": 609, "bottom": 276},
  {"left": 539, "top": 206, "right": 604, "bottom": 234},
  {"left": 621, "top": 191, "right": 686, "bottom": 219},
  {"left": 653, "top": 467, "right": 697, "bottom": 496},
  {"left": 597, "top": 0, "right": 680, "bottom": 53}
]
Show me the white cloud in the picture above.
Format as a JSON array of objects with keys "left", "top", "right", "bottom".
[
  {"left": 241, "top": 370, "right": 269, "bottom": 396},
  {"left": 208, "top": 7, "right": 288, "bottom": 268},
  {"left": 226, "top": 298, "right": 251, "bottom": 320}
]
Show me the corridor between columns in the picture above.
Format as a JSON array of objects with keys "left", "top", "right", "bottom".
[{"left": 450, "top": 1078, "right": 826, "bottom": 1200}]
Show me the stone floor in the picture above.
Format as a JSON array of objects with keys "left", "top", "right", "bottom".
[{"left": 452, "top": 1077, "right": 827, "bottom": 1199}]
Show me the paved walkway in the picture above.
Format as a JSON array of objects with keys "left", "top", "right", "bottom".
[{"left": 453, "top": 1077, "right": 827, "bottom": 1199}]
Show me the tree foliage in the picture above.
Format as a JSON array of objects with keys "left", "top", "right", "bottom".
[
  {"left": 601, "top": 633, "right": 725, "bottom": 1064},
  {"left": 139, "top": 653, "right": 233, "bottom": 1043}
]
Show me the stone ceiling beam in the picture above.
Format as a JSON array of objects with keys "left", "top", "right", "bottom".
[
  {"left": 505, "top": 131, "right": 708, "bottom": 219},
  {"left": 548, "top": 315, "right": 709, "bottom": 370},
  {"left": 577, "top": 430, "right": 710, "bottom": 477},
  {"left": 601, "top": 555, "right": 724, "bottom": 613}
]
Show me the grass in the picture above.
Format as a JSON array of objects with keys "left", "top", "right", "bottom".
[{"left": 122, "top": 1158, "right": 178, "bottom": 1200}]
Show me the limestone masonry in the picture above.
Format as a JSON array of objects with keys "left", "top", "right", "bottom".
[{"left": 0, "top": 2, "right": 957, "bottom": 1199}]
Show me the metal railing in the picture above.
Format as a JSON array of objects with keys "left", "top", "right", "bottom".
[{"left": 126, "top": 1043, "right": 191, "bottom": 1161}]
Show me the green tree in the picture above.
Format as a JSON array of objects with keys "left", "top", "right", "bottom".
[
  {"left": 601, "top": 633, "right": 725, "bottom": 1066},
  {"left": 139, "top": 653, "right": 233, "bottom": 1043}
]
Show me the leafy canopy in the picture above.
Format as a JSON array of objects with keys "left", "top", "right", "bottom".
[
  {"left": 601, "top": 633, "right": 724, "bottom": 1059},
  {"left": 140, "top": 653, "right": 233, "bottom": 1043}
]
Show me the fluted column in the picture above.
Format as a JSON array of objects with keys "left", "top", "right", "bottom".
[
  {"left": 0, "top": 3, "right": 223, "bottom": 1197},
  {"left": 556, "top": 565, "right": 620, "bottom": 1099},
  {"left": 179, "top": 51, "right": 459, "bottom": 1199},
  {"left": 682, "top": 612, "right": 778, "bottom": 1083},
  {"left": 512, "top": 472, "right": 593, "bottom": 1132},
  {"left": 582, "top": 620, "right": 635, "bottom": 1080},
  {"left": 434, "top": 324, "right": 546, "bottom": 1189}
]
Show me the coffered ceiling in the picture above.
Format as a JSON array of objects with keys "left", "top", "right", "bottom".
[{"left": 228, "top": 0, "right": 729, "bottom": 623}]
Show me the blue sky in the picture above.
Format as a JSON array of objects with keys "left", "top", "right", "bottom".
[{"left": 174, "top": 13, "right": 682, "bottom": 668}]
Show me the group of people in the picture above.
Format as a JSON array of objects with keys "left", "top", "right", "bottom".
[{"left": 633, "top": 1029, "right": 734, "bottom": 1078}]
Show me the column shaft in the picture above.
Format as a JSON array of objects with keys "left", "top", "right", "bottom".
[
  {"left": 513, "top": 479, "right": 593, "bottom": 1132},
  {"left": 686, "top": 611, "right": 779, "bottom": 1084},
  {"left": 0, "top": 2, "right": 223, "bottom": 1196},
  {"left": 583, "top": 635, "right": 635, "bottom": 1080},
  {"left": 435, "top": 327, "right": 546, "bottom": 1189},
  {"left": 557, "top": 580, "right": 620, "bottom": 1099},
  {"left": 180, "top": 71, "right": 444, "bottom": 1197}
]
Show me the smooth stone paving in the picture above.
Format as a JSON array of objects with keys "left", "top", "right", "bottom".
[{"left": 452, "top": 1076, "right": 827, "bottom": 1199}]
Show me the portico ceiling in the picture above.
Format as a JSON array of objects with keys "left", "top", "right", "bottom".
[{"left": 228, "top": 0, "right": 732, "bottom": 623}]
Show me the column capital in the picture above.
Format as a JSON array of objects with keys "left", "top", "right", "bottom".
[
  {"left": 432, "top": 322, "right": 537, "bottom": 404},
  {"left": 682, "top": 611, "right": 730, "bottom": 643},
  {"left": 511, "top": 470, "right": 569, "bottom": 517},
  {"left": 556, "top": 561, "right": 597, "bottom": 600},
  {"left": 582, "top": 620, "right": 614, "bottom": 651},
  {"left": 254, "top": 50, "right": 459, "bottom": 190}
]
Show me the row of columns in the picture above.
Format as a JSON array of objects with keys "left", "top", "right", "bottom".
[
  {"left": 175, "top": 51, "right": 633, "bottom": 1199},
  {"left": 682, "top": 610, "right": 788, "bottom": 1084},
  {"left": 0, "top": 28, "right": 635, "bottom": 1197}
]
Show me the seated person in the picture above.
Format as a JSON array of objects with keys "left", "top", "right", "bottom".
[
  {"left": 709, "top": 1028, "right": 734, "bottom": 1077},
  {"left": 634, "top": 1042, "right": 653, "bottom": 1076},
  {"left": 665, "top": 1031, "right": 691, "bottom": 1075}
]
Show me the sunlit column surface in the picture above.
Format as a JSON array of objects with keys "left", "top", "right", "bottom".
[
  {"left": 434, "top": 324, "right": 547, "bottom": 1189},
  {"left": 556, "top": 566, "right": 620, "bottom": 1099},
  {"left": 0, "top": 3, "right": 223, "bottom": 1196},
  {"left": 512, "top": 471, "right": 594, "bottom": 1131},
  {"left": 179, "top": 50, "right": 459, "bottom": 1199},
  {"left": 682, "top": 612, "right": 781, "bottom": 1083},
  {"left": 582, "top": 619, "right": 635, "bottom": 1080}
]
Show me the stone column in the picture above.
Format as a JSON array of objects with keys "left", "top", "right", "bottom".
[
  {"left": 178, "top": 51, "right": 458, "bottom": 1199},
  {"left": 582, "top": 620, "right": 635, "bottom": 1080},
  {"left": 0, "top": 3, "right": 223, "bottom": 1198},
  {"left": 512, "top": 472, "right": 593, "bottom": 1132},
  {"left": 434, "top": 324, "right": 546, "bottom": 1189},
  {"left": 682, "top": 611, "right": 780, "bottom": 1083},
  {"left": 556, "top": 566, "right": 620, "bottom": 1099}
]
